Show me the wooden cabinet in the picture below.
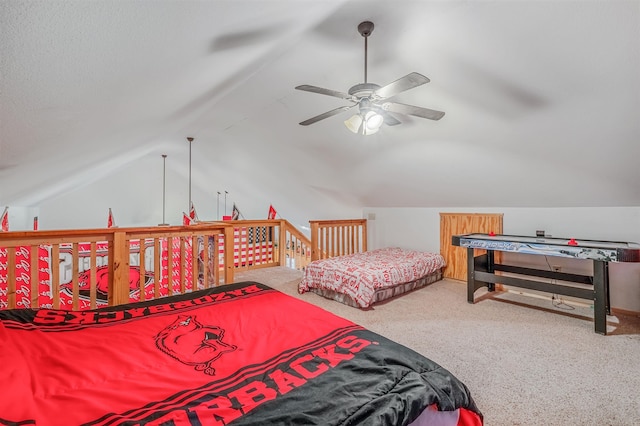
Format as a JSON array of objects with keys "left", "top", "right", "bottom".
[{"left": 440, "top": 213, "right": 503, "bottom": 281}]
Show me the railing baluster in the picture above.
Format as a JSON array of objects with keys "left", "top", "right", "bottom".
[
  {"left": 201, "top": 235, "right": 209, "bottom": 289},
  {"left": 90, "top": 242, "right": 97, "bottom": 309},
  {"left": 7, "top": 248, "right": 16, "bottom": 308},
  {"left": 51, "top": 244, "right": 60, "bottom": 309},
  {"left": 154, "top": 237, "right": 161, "bottom": 299},
  {"left": 72, "top": 242, "right": 79, "bottom": 310},
  {"left": 167, "top": 237, "right": 174, "bottom": 296},
  {"left": 179, "top": 236, "right": 186, "bottom": 294},
  {"left": 30, "top": 245, "right": 38, "bottom": 308},
  {"left": 191, "top": 235, "right": 198, "bottom": 291},
  {"left": 139, "top": 239, "right": 147, "bottom": 302}
]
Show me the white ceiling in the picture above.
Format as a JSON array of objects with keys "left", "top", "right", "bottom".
[{"left": 1, "top": 1, "right": 639, "bottom": 226}]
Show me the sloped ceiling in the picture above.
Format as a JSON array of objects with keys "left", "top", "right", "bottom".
[{"left": 1, "top": 1, "right": 639, "bottom": 228}]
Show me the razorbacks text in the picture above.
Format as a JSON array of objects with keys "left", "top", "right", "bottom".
[
  {"left": 32, "top": 284, "right": 264, "bottom": 326},
  {"left": 142, "top": 334, "right": 372, "bottom": 425}
]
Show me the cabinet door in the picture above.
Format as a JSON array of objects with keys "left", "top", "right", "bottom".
[{"left": 440, "top": 213, "right": 503, "bottom": 281}]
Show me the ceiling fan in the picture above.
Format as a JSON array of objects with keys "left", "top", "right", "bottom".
[{"left": 295, "top": 21, "right": 445, "bottom": 135}]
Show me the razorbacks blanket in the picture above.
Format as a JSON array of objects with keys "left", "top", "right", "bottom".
[{"left": 0, "top": 282, "right": 482, "bottom": 425}]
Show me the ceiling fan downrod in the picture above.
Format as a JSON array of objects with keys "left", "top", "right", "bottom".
[{"left": 358, "top": 21, "right": 374, "bottom": 84}]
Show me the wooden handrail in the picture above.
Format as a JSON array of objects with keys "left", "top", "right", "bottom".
[{"left": 281, "top": 220, "right": 312, "bottom": 271}]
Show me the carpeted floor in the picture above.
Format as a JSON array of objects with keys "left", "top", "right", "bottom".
[{"left": 235, "top": 267, "right": 640, "bottom": 426}]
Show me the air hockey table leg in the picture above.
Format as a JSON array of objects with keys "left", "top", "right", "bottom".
[
  {"left": 486, "top": 250, "right": 495, "bottom": 292},
  {"left": 467, "top": 248, "right": 492, "bottom": 303},
  {"left": 593, "top": 260, "right": 609, "bottom": 335}
]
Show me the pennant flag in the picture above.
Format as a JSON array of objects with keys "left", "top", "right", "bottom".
[
  {"left": 231, "top": 203, "right": 242, "bottom": 220},
  {"left": 183, "top": 212, "right": 194, "bottom": 226},
  {"left": 189, "top": 201, "right": 199, "bottom": 222},
  {"left": 268, "top": 204, "right": 277, "bottom": 220},
  {"left": 33, "top": 216, "right": 38, "bottom": 231},
  {"left": 107, "top": 208, "right": 115, "bottom": 228},
  {"left": 1, "top": 206, "right": 8, "bottom": 232}
]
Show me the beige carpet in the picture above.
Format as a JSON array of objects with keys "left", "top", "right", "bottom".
[{"left": 235, "top": 267, "right": 640, "bottom": 426}]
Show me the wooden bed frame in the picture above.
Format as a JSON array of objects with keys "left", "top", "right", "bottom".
[{"left": 304, "top": 220, "right": 447, "bottom": 308}]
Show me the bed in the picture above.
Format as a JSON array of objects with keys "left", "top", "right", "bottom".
[
  {"left": 0, "top": 280, "right": 481, "bottom": 426},
  {"left": 299, "top": 247, "right": 447, "bottom": 308}
]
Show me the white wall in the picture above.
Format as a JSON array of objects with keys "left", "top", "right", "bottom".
[
  {"left": 3, "top": 149, "right": 361, "bottom": 232},
  {"left": 363, "top": 206, "right": 640, "bottom": 312}
]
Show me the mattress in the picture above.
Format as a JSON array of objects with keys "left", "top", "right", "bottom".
[
  {"left": 299, "top": 247, "right": 447, "bottom": 308},
  {"left": 0, "top": 281, "right": 481, "bottom": 426}
]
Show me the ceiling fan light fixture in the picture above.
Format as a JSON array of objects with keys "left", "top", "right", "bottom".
[
  {"left": 344, "top": 110, "right": 383, "bottom": 135},
  {"left": 363, "top": 125, "right": 380, "bottom": 135},
  {"left": 364, "top": 111, "right": 384, "bottom": 131},
  {"left": 344, "top": 114, "right": 363, "bottom": 133}
]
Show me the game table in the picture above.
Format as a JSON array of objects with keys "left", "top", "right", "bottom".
[{"left": 451, "top": 233, "right": 640, "bottom": 335}]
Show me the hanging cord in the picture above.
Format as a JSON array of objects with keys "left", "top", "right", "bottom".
[{"left": 544, "top": 256, "right": 575, "bottom": 310}]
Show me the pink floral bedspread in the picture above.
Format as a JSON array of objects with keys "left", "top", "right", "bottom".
[{"left": 298, "top": 247, "right": 446, "bottom": 308}]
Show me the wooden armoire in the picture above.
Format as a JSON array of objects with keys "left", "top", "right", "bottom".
[{"left": 439, "top": 213, "right": 504, "bottom": 281}]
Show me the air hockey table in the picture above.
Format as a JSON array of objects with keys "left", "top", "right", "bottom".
[{"left": 452, "top": 233, "right": 640, "bottom": 335}]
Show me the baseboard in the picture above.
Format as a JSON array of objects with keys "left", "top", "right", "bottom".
[{"left": 612, "top": 307, "right": 640, "bottom": 317}]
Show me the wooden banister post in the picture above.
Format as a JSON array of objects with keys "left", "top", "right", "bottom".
[
  {"left": 361, "top": 220, "right": 368, "bottom": 252},
  {"left": 110, "top": 230, "right": 130, "bottom": 306},
  {"left": 310, "top": 221, "right": 319, "bottom": 261},
  {"left": 223, "top": 225, "right": 234, "bottom": 284}
]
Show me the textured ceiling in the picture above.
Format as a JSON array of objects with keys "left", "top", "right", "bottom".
[{"left": 1, "top": 1, "right": 639, "bottom": 227}]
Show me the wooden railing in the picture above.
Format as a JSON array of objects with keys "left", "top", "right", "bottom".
[
  {"left": 195, "top": 219, "right": 313, "bottom": 273},
  {"left": 283, "top": 221, "right": 312, "bottom": 270},
  {"left": 0, "top": 218, "right": 365, "bottom": 310},
  {"left": 0, "top": 225, "right": 227, "bottom": 310},
  {"left": 309, "top": 219, "right": 367, "bottom": 260},
  {"left": 0, "top": 219, "right": 313, "bottom": 310}
]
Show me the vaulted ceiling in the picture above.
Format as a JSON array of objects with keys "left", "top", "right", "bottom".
[{"left": 1, "top": 1, "right": 639, "bottom": 228}]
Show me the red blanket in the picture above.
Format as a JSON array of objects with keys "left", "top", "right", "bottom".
[{"left": 0, "top": 282, "right": 482, "bottom": 425}]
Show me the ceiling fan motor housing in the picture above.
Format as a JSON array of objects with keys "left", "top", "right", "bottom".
[{"left": 348, "top": 82, "right": 381, "bottom": 97}]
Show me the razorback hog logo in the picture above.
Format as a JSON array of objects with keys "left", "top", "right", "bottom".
[
  {"left": 61, "top": 266, "right": 154, "bottom": 302},
  {"left": 155, "top": 315, "right": 237, "bottom": 376}
]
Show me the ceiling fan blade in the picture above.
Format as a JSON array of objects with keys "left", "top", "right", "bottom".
[
  {"left": 382, "top": 112, "right": 402, "bottom": 126},
  {"left": 295, "top": 85, "right": 357, "bottom": 102},
  {"left": 373, "top": 72, "right": 430, "bottom": 99},
  {"left": 382, "top": 102, "right": 445, "bottom": 121},
  {"left": 299, "top": 105, "right": 356, "bottom": 126}
]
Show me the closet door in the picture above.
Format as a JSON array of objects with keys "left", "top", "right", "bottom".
[{"left": 439, "top": 213, "right": 503, "bottom": 281}]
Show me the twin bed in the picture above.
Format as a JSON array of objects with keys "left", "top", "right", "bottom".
[{"left": 299, "top": 247, "right": 447, "bottom": 309}]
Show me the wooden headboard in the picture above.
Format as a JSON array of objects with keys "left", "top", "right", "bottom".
[{"left": 309, "top": 219, "right": 367, "bottom": 261}]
